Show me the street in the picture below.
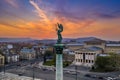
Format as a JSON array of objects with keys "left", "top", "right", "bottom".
[{"left": 0, "top": 58, "right": 120, "bottom": 80}]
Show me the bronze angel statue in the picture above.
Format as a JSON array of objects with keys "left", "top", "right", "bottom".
[{"left": 56, "top": 23, "right": 63, "bottom": 44}]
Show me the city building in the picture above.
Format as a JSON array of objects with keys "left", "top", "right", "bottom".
[
  {"left": 75, "top": 47, "right": 103, "bottom": 67},
  {"left": 84, "top": 39, "right": 106, "bottom": 50},
  {"left": 33, "top": 45, "right": 48, "bottom": 58},
  {"left": 66, "top": 43, "right": 83, "bottom": 50},
  {"left": 33, "top": 46, "right": 41, "bottom": 58},
  {"left": 0, "top": 54, "right": 4, "bottom": 66},
  {"left": 20, "top": 47, "right": 36, "bottom": 60},
  {"left": 105, "top": 44, "right": 120, "bottom": 54},
  {"left": 63, "top": 49, "right": 75, "bottom": 62},
  {"left": 5, "top": 54, "right": 19, "bottom": 63},
  {"left": 66, "top": 39, "right": 120, "bottom": 67},
  {"left": 40, "top": 46, "right": 48, "bottom": 54}
]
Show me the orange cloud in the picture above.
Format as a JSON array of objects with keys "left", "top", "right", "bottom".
[
  {"left": 0, "top": 16, "right": 120, "bottom": 40},
  {"left": 0, "top": 0, "right": 120, "bottom": 40}
]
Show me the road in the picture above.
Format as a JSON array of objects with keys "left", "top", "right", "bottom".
[
  {"left": 1, "top": 59, "right": 120, "bottom": 80},
  {"left": 6, "top": 66, "right": 93, "bottom": 80}
]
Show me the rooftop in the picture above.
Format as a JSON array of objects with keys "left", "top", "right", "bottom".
[
  {"left": 66, "top": 43, "right": 83, "bottom": 46},
  {"left": 106, "top": 44, "right": 120, "bottom": 47},
  {"left": 88, "top": 46, "right": 103, "bottom": 51}
]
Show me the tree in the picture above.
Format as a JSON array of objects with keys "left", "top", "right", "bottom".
[
  {"left": 94, "top": 56, "right": 114, "bottom": 72},
  {"left": 94, "top": 53, "right": 120, "bottom": 72},
  {"left": 43, "top": 50, "right": 54, "bottom": 63},
  {"left": 109, "top": 53, "right": 120, "bottom": 70}
]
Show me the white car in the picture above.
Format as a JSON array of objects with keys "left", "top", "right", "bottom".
[{"left": 107, "top": 77, "right": 113, "bottom": 80}]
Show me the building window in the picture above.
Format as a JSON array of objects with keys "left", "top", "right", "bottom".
[
  {"left": 86, "top": 60, "right": 88, "bottom": 63},
  {"left": 76, "top": 59, "right": 77, "bottom": 62},
  {"left": 92, "top": 60, "right": 94, "bottom": 63},
  {"left": 83, "top": 53, "right": 85, "bottom": 61},
  {"left": 89, "top": 60, "right": 90, "bottom": 63},
  {"left": 79, "top": 59, "right": 80, "bottom": 62},
  {"left": 81, "top": 59, "right": 82, "bottom": 62},
  {"left": 0, "top": 58, "right": 1, "bottom": 64},
  {"left": 0, "top": 58, "right": 3, "bottom": 64}
]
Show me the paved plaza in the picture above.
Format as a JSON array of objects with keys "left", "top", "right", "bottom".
[
  {"left": 0, "top": 59, "right": 120, "bottom": 80},
  {"left": 0, "top": 72, "right": 42, "bottom": 80}
]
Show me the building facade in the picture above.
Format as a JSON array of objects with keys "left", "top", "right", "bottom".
[
  {"left": 63, "top": 49, "right": 75, "bottom": 62},
  {"left": 105, "top": 44, "right": 120, "bottom": 54},
  {"left": 0, "top": 54, "right": 4, "bottom": 66},
  {"left": 66, "top": 39, "right": 120, "bottom": 67},
  {"left": 75, "top": 47, "right": 103, "bottom": 67},
  {"left": 84, "top": 39, "right": 106, "bottom": 50},
  {"left": 33, "top": 45, "right": 48, "bottom": 58},
  {"left": 20, "top": 47, "right": 36, "bottom": 60},
  {"left": 5, "top": 54, "right": 19, "bottom": 63},
  {"left": 66, "top": 43, "right": 83, "bottom": 50}
]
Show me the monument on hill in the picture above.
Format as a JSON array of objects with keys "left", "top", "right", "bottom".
[{"left": 54, "top": 23, "right": 65, "bottom": 80}]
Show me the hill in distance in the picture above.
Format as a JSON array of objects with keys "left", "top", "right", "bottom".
[{"left": 0, "top": 37, "right": 119, "bottom": 44}]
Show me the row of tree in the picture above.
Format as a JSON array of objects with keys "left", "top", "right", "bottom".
[{"left": 93, "top": 53, "right": 120, "bottom": 72}]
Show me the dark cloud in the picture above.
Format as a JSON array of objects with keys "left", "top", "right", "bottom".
[
  {"left": 95, "top": 10, "right": 120, "bottom": 19},
  {"left": 96, "top": 13, "right": 116, "bottom": 19}
]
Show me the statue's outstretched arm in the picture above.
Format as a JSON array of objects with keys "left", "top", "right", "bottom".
[{"left": 58, "top": 23, "right": 63, "bottom": 32}]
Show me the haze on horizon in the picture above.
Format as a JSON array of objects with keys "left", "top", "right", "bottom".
[{"left": 0, "top": 0, "right": 120, "bottom": 41}]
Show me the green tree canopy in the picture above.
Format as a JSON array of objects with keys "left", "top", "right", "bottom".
[{"left": 94, "top": 53, "right": 120, "bottom": 72}]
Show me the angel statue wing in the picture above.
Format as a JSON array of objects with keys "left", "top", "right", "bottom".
[
  {"left": 57, "top": 23, "right": 64, "bottom": 44},
  {"left": 57, "top": 23, "right": 63, "bottom": 32}
]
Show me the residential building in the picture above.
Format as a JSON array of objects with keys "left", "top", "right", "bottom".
[
  {"left": 40, "top": 46, "right": 48, "bottom": 54},
  {"left": 33, "top": 45, "right": 48, "bottom": 58},
  {"left": 5, "top": 54, "right": 19, "bottom": 63},
  {"left": 0, "top": 54, "right": 4, "bottom": 66},
  {"left": 33, "top": 46, "right": 41, "bottom": 58},
  {"left": 20, "top": 47, "right": 36, "bottom": 60}
]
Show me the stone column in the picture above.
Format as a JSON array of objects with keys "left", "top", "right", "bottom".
[{"left": 54, "top": 44, "right": 65, "bottom": 80}]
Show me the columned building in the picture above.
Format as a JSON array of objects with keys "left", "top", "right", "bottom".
[
  {"left": 75, "top": 47, "right": 102, "bottom": 67},
  {"left": 66, "top": 39, "right": 120, "bottom": 67}
]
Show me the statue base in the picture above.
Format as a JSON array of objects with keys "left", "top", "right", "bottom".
[{"left": 54, "top": 44, "right": 65, "bottom": 54}]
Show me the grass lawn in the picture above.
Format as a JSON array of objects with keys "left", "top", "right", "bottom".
[{"left": 43, "top": 60, "right": 72, "bottom": 67}]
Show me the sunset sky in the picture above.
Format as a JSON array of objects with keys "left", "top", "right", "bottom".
[{"left": 0, "top": 0, "right": 120, "bottom": 40}]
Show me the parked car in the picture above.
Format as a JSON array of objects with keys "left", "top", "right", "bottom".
[
  {"left": 84, "top": 74, "right": 91, "bottom": 77},
  {"left": 98, "top": 76, "right": 104, "bottom": 79},
  {"left": 91, "top": 75, "right": 97, "bottom": 78},
  {"left": 65, "top": 71, "right": 76, "bottom": 75},
  {"left": 18, "top": 73, "right": 24, "bottom": 76},
  {"left": 42, "top": 68, "right": 47, "bottom": 71}
]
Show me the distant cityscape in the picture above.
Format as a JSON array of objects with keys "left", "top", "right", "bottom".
[{"left": 0, "top": 37, "right": 120, "bottom": 80}]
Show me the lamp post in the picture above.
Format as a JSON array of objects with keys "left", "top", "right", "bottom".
[
  {"left": 32, "top": 64, "right": 35, "bottom": 80},
  {"left": 3, "top": 63, "right": 5, "bottom": 75},
  {"left": 75, "top": 65, "right": 77, "bottom": 80}
]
